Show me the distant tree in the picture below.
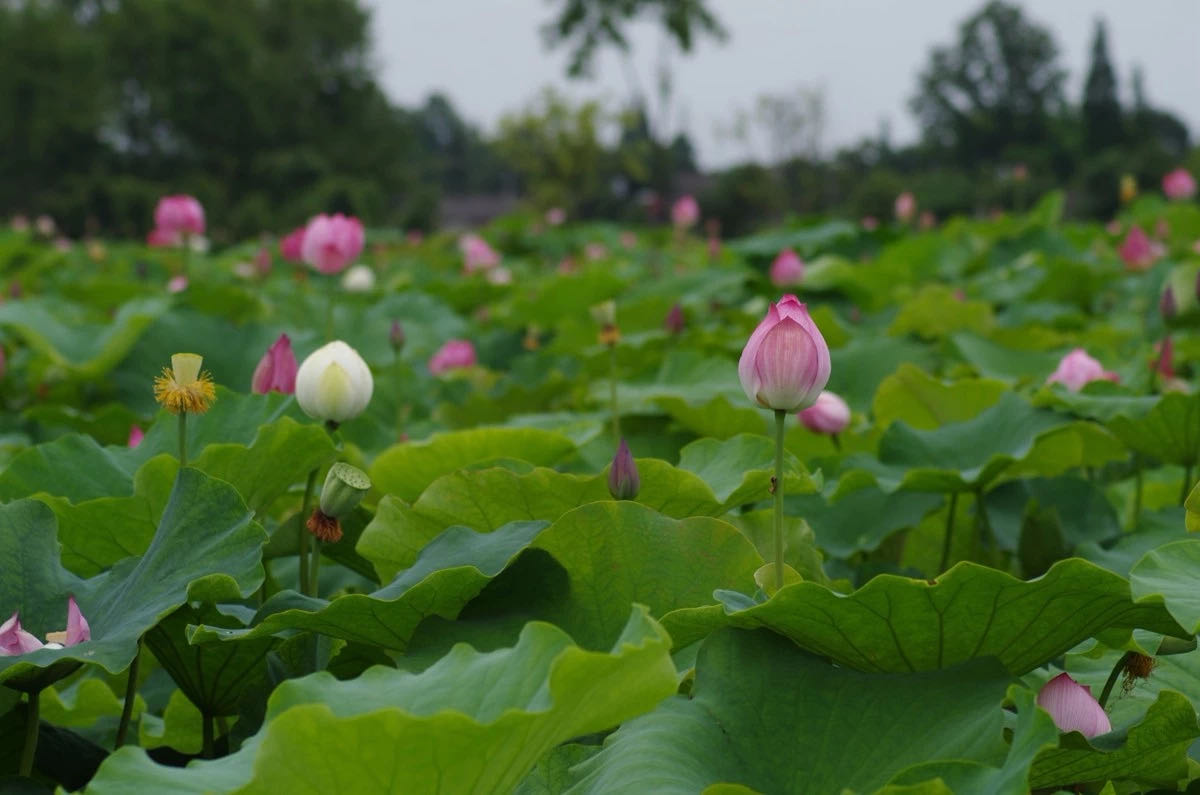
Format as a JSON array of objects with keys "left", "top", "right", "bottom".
[
  {"left": 910, "top": 1, "right": 1066, "bottom": 165},
  {"left": 1082, "top": 19, "right": 1123, "bottom": 152}
]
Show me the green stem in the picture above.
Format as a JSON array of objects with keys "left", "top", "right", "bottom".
[
  {"left": 177, "top": 411, "right": 188, "bottom": 468},
  {"left": 773, "top": 409, "right": 787, "bottom": 592},
  {"left": 309, "top": 539, "right": 321, "bottom": 596},
  {"left": 939, "top": 491, "right": 959, "bottom": 574},
  {"left": 324, "top": 282, "right": 337, "bottom": 340},
  {"left": 1132, "top": 457, "right": 1144, "bottom": 529},
  {"left": 19, "top": 689, "right": 40, "bottom": 777},
  {"left": 1181, "top": 464, "right": 1193, "bottom": 506},
  {"left": 297, "top": 469, "right": 317, "bottom": 596},
  {"left": 829, "top": 433, "right": 841, "bottom": 452},
  {"left": 1098, "top": 652, "right": 1133, "bottom": 709},
  {"left": 608, "top": 344, "right": 620, "bottom": 443},
  {"left": 217, "top": 716, "right": 230, "bottom": 738},
  {"left": 202, "top": 712, "right": 214, "bottom": 759},
  {"left": 394, "top": 361, "right": 407, "bottom": 443},
  {"left": 975, "top": 490, "right": 994, "bottom": 551},
  {"left": 114, "top": 638, "right": 141, "bottom": 748}
]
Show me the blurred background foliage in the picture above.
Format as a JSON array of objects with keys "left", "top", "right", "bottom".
[{"left": 0, "top": 0, "right": 1195, "bottom": 240}]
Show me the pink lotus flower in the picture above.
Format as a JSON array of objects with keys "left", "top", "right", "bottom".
[
  {"left": 460, "top": 234, "right": 500, "bottom": 272},
  {"left": 429, "top": 340, "right": 477, "bottom": 374},
  {"left": 252, "top": 334, "right": 297, "bottom": 394},
  {"left": 302, "top": 213, "right": 364, "bottom": 275},
  {"left": 154, "top": 195, "right": 205, "bottom": 238},
  {"left": 1046, "top": 348, "right": 1119, "bottom": 392},
  {"left": 1119, "top": 226, "right": 1159, "bottom": 271},
  {"left": 128, "top": 425, "right": 145, "bottom": 448},
  {"left": 798, "top": 390, "right": 851, "bottom": 434},
  {"left": 770, "top": 249, "right": 805, "bottom": 287},
  {"left": 545, "top": 207, "right": 567, "bottom": 226},
  {"left": 0, "top": 596, "right": 91, "bottom": 656},
  {"left": 1163, "top": 168, "right": 1197, "bottom": 201},
  {"left": 671, "top": 195, "right": 700, "bottom": 229},
  {"left": 738, "top": 295, "right": 831, "bottom": 412},
  {"left": 146, "top": 227, "right": 180, "bottom": 248},
  {"left": 279, "top": 226, "right": 306, "bottom": 263},
  {"left": 894, "top": 191, "right": 917, "bottom": 223},
  {"left": 1037, "top": 673, "right": 1111, "bottom": 738}
]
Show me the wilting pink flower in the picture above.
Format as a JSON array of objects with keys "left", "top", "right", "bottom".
[
  {"left": 607, "top": 439, "right": 640, "bottom": 500},
  {"left": 1119, "top": 226, "right": 1158, "bottom": 271},
  {"left": 302, "top": 213, "right": 365, "bottom": 275},
  {"left": 279, "top": 226, "right": 306, "bottom": 262},
  {"left": 664, "top": 303, "right": 686, "bottom": 335},
  {"left": 167, "top": 275, "right": 188, "bottom": 293},
  {"left": 460, "top": 234, "right": 500, "bottom": 272},
  {"left": 671, "top": 195, "right": 700, "bottom": 229},
  {"left": 738, "top": 295, "right": 831, "bottom": 412},
  {"left": 146, "top": 227, "right": 179, "bottom": 248},
  {"left": 252, "top": 334, "right": 297, "bottom": 394},
  {"left": 1047, "top": 348, "right": 1119, "bottom": 392},
  {"left": 545, "top": 207, "right": 566, "bottom": 226},
  {"left": 128, "top": 425, "right": 144, "bottom": 448},
  {"left": 1163, "top": 168, "right": 1197, "bottom": 201},
  {"left": 154, "top": 195, "right": 205, "bottom": 238},
  {"left": 861, "top": 216, "right": 879, "bottom": 231},
  {"left": 1037, "top": 673, "right": 1111, "bottom": 738},
  {"left": 429, "top": 339, "right": 477, "bottom": 374},
  {"left": 798, "top": 390, "right": 851, "bottom": 434},
  {"left": 770, "top": 249, "right": 805, "bottom": 287},
  {"left": 0, "top": 597, "right": 91, "bottom": 656},
  {"left": 894, "top": 191, "right": 916, "bottom": 223}
]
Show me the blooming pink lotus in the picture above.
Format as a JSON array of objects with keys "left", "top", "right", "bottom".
[
  {"left": 460, "top": 234, "right": 500, "bottom": 272},
  {"left": 302, "top": 213, "right": 365, "bottom": 275},
  {"left": 1118, "top": 226, "right": 1160, "bottom": 271},
  {"left": 770, "top": 249, "right": 805, "bottom": 287},
  {"left": 894, "top": 191, "right": 916, "bottom": 223},
  {"left": 1046, "top": 348, "right": 1119, "bottom": 392},
  {"left": 252, "top": 334, "right": 298, "bottom": 394},
  {"left": 279, "top": 226, "right": 307, "bottom": 262},
  {"left": 154, "top": 195, "right": 205, "bottom": 238},
  {"left": 798, "top": 390, "right": 851, "bottom": 434},
  {"left": 1037, "top": 673, "right": 1111, "bottom": 737},
  {"left": 671, "top": 195, "right": 700, "bottom": 229},
  {"left": 1163, "top": 168, "right": 1197, "bottom": 201},
  {"left": 0, "top": 597, "right": 91, "bottom": 656},
  {"left": 738, "top": 295, "right": 831, "bottom": 412},
  {"left": 429, "top": 340, "right": 477, "bottom": 375}
]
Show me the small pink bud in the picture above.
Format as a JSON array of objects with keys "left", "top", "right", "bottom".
[
  {"left": 797, "top": 391, "right": 851, "bottom": 434},
  {"left": 671, "top": 195, "right": 700, "bottom": 229},
  {"left": 664, "top": 303, "right": 686, "bottom": 335},
  {"left": 251, "top": 334, "right": 298, "bottom": 394},
  {"left": 1155, "top": 336, "right": 1175, "bottom": 378},
  {"left": 390, "top": 320, "right": 405, "bottom": 352},
  {"left": 545, "top": 207, "right": 566, "bottom": 226},
  {"left": 254, "top": 247, "right": 273, "bottom": 277},
  {"left": 607, "top": 439, "right": 640, "bottom": 500},
  {"left": 894, "top": 191, "right": 916, "bottom": 223},
  {"left": 429, "top": 340, "right": 477, "bottom": 375},
  {"left": 1163, "top": 168, "right": 1197, "bottom": 201},
  {"left": 1119, "top": 226, "right": 1157, "bottom": 271},
  {"left": 166, "top": 275, "right": 188, "bottom": 293},
  {"left": 1046, "top": 348, "right": 1119, "bottom": 392},
  {"left": 1037, "top": 673, "right": 1111, "bottom": 738},
  {"left": 459, "top": 234, "right": 500, "bottom": 272},
  {"left": 738, "top": 295, "right": 831, "bottom": 412},
  {"left": 769, "top": 249, "right": 805, "bottom": 287},
  {"left": 1161, "top": 286, "right": 1177, "bottom": 319},
  {"left": 128, "top": 425, "right": 145, "bottom": 448},
  {"left": 301, "top": 213, "right": 364, "bottom": 275}
]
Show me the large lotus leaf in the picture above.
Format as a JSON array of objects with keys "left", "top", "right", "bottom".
[
  {"left": 1035, "top": 383, "right": 1158, "bottom": 422},
  {"left": 566, "top": 628, "right": 1015, "bottom": 794},
  {"left": 660, "top": 558, "right": 1186, "bottom": 674},
  {"left": 597, "top": 350, "right": 746, "bottom": 411},
  {"left": 0, "top": 295, "right": 167, "bottom": 378},
  {"left": 949, "top": 332, "right": 1062, "bottom": 382},
  {"left": 1077, "top": 510, "right": 1186, "bottom": 577},
  {"left": 1108, "top": 391, "right": 1200, "bottom": 467},
  {"left": 828, "top": 337, "right": 937, "bottom": 409},
  {"left": 676, "top": 434, "right": 818, "bottom": 508},
  {"left": 984, "top": 476, "right": 1121, "bottom": 551},
  {"left": 201, "top": 501, "right": 761, "bottom": 652},
  {"left": 369, "top": 427, "right": 577, "bottom": 502},
  {"left": 888, "top": 285, "right": 994, "bottom": 340},
  {"left": 871, "top": 364, "right": 1006, "bottom": 430},
  {"left": 1129, "top": 538, "right": 1200, "bottom": 634},
  {"left": 726, "top": 220, "right": 858, "bottom": 258},
  {"left": 1028, "top": 691, "right": 1199, "bottom": 789},
  {"left": 787, "top": 485, "right": 944, "bottom": 558},
  {"left": 357, "top": 462, "right": 728, "bottom": 582},
  {"left": 839, "top": 393, "right": 1064, "bottom": 494},
  {"left": 86, "top": 606, "right": 677, "bottom": 795},
  {"left": 1000, "top": 420, "right": 1127, "bottom": 479},
  {"left": 654, "top": 395, "right": 767, "bottom": 439},
  {"left": 0, "top": 469, "right": 265, "bottom": 686}
]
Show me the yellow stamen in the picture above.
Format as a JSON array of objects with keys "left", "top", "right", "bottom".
[{"left": 154, "top": 368, "right": 216, "bottom": 414}]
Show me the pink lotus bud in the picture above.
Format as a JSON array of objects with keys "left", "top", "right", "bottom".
[
  {"left": 671, "top": 195, "right": 700, "bottom": 229},
  {"left": 861, "top": 216, "right": 879, "bottom": 231},
  {"left": 429, "top": 339, "right": 477, "bottom": 375},
  {"left": 279, "top": 226, "right": 307, "bottom": 262},
  {"left": 1161, "top": 285, "right": 1177, "bottom": 319},
  {"left": 545, "top": 207, "right": 567, "bottom": 226},
  {"left": 390, "top": 320, "right": 405, "bottom": 352},
  {"left": 254, "top": 247, "right": 273, "bottom": 277},
  {"left": 894, "top": 191, "right": 917, "bottom": 223},
  {"left": 738, "top": 295, "right": 831, "bottom": 412},
  {"left": 167, "top": 275, "right": 188, "bottom": 293},
  {"left": 1163, "top": 168, "right": 1197, "bottom": 201},
  {"left": 128, "top": 424, "right": 145, "bottom": 448},
  {"left": 63, "top": 596, "right": 90, "bottom": 646},
  {"left": 1046, "top": 348, "right": 1119, "bottom": 392},
  {"left": 664, "top": 303, "right": 686, "bottom": 335},
  {"left": 302, "top": 213, "right": 365, "bottom": 275},
  {"left": 459, "top": 234, "right": 500, "bottom": 272},
  {"left": 0, "top": 612, "right": 43, "bottom": 655},
  {"left": 769, "top": 249, "right": 805, "bottom": 287},
  {"left": 153, "top": 195, "right": 205, "bottom": 237},
  {"left": 707, "top": 234, "right": 721, "bottom": 259},
  {"left": 607, "top": 438, "right": 640, "bottom": 500},
  {"left": 146, "top": 227, "right": 180, "bottom": 248},
  {"left": 1119, "top": 226, "right": 1157, "bottom": 271},
  {"left": 557, "top": 257, "right": 577, "bottom": 274},
  {"left": 585, "top": 242, "right": 608, "bottom": 261},
  {"left": 1155, "top": 336, "right": 1175, "bottom": 378},
  {"left": 1037, "top": 673, "right": 1111, "bottom": 738},
  {"left": 797, "top": 390, "right": 850, "bottom": 434},
  {"left": 252, "top": 334, "right": 298, "bottom": 394}
]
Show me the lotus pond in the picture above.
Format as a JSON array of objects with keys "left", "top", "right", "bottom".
[{"left": 2, "top": 191, "right": 1200, "bottom": 793}]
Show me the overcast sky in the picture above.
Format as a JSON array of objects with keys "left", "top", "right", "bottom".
[{"left": 366, "top": 0, "right": 1199, "bottom": 169}]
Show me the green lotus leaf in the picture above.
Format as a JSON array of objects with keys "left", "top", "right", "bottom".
[{"left": 871, "top": 364, "right": 1007, "bottom": 430}]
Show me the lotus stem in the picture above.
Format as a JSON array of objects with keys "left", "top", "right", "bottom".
[
  {"left": 939, "top": 491, "right": 959, "bottom": 574},
  {"left": 608, "top": 343, "right": 620, "bottom": 443},
  {"left": 114, "top": 638, "right": 141, "bottom": 748},
  {"left": 309, "top": 539, "right": 321, "bottom": 596},
  {"left": 177, "top": 411, "right": 188, "bottom": 469},
  {"left": 202, "top": 712, "right": 215, "bottom": 759},
  {"left": 1098, "top": 652, "right": 1134, "bottom": 709},
  {"left": 298, "top": 468, "right": 318, "bottom": 596},
  {"left": 19, "top": 688, "right": 40, "bottom": 777},
  {"left": 773, "top": 409, "right": 787, "bottom": 592}
]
